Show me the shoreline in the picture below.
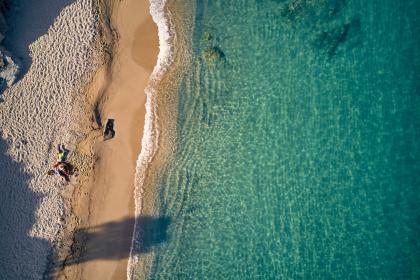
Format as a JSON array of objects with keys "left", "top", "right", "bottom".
[
  {"left": 127, "top": 0, "right": 195, "bottom": 278},
  {"left": 57, "top": 0, "right": 159, "bottom": 279},
  {"left": 0, "top": 0, "right": 187, "bottom": 278}
]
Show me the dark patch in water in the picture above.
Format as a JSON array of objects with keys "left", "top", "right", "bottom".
[
  {"left": 281, "top": 0, "right": 307, "bottom": 20},
  {"left": 201, "top": 101, "right": 214, "bottom": 126},
  {"left": 328, "top": 0, "right": 346, "bottom": 18},
  {"left": 177, "top": 169, "right": 202, "bottom": 217},
  {"left": 277, "top": 0, "right": 360, "bottom": 56},
  {"left": 314, "top": 18, "right": 361, "bottom": 56},
  {"left": 202, "top": 46, "right": 226, "bottom": 65},
  {"left": 203, "top": 31, "right": 213, "bottom": 42},
  {"left": 280, "top": 0, "right": 347, "bottom": 24},
  {"left": 268, "top": 0, "right": 288, "bottom": 3}
]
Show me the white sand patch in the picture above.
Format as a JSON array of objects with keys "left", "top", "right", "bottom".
[{"left": 0, "top": 0, "right": 103, "bottom": 278}]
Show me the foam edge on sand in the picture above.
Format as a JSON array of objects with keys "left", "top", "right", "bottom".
[{"left": 127, "top": 0, "right": 173, "bottom": 278}]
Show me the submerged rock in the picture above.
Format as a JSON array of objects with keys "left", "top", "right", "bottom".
[
  {"left": 281, "top": 0, "right": 346, "bottom": 22},
  {"left": 315, "top": 18, "right": 361, "bottom": 56},
  {"left": 281, "top": 0, "right": 306, "bottom": 19},
  {"left": 202, "top": 46, "right": 225, "bottom": 65},
  {"left": 203, "top": 32, "right": 213, "bottom": 42}
]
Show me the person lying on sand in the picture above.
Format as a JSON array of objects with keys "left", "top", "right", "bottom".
[{"left": 47, "top": 162, "right": 72, "bottom": 182}]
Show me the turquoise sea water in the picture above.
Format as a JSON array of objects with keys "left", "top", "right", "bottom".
[{"left": 141, "top": 0, "right": 419, "bottom": 279}]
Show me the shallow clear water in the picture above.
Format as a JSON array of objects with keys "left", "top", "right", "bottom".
[{"left": 141, "top": 0, "right": 420, "bottom": 279}]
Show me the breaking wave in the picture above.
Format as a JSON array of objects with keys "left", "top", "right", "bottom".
[{"left": 127, "top": 0, "right": 173, "bottom": 278}]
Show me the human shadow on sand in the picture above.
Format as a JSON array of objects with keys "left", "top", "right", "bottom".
[
  {"left": 2, "top": 0, "right": 74, "bottom": 79},
  {"left": 51, "top": 215, "right": 171, "bottom": 271},
  {"left": 0, "top": 138, "right": 54, "bottom": 279}
]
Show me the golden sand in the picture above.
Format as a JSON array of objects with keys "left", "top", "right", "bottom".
[{"left": 56, "top": 0, "right": 159, "bottom": 279}]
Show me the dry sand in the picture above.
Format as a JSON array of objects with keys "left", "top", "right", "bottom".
[
  {"left": 0, "top": 0, "right": 104, "bottom": 278},
  {"left": 57, "top": 0, "right": 159, "bottom": 279},
  {"left": 0, "top": 0, "right": 158, "bottom": 278}
]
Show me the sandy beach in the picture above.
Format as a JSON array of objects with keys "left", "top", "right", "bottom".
[
  {"left": 57, "top": 0, "right": 159, "bottom": 279},
  {"left": 2, "top": 0, "right": 418, "bottom": 279},
  {"left": 0, "top": 0, "right": 104, "bottom": 278},
  {"left": 0, "top": 0, "right": 158, "bottom": 278}
]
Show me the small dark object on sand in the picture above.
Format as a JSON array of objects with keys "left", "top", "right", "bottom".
[
  {"left": 104, "top": 119, "right": 115, "bottom": 141},
  {"left": 48, "top": 161, "right": 75, "bottom": 182}
]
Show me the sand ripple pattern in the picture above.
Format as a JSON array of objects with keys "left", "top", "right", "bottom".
[{"left": 0, "top": 0, "right": 102, "bottom": 278}]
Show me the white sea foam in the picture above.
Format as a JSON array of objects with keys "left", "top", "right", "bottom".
[{"left": 127, "top": 0, "right": 174, "bottom": 278}]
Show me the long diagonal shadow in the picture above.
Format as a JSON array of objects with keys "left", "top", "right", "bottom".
[{"left": 54, "top": 216, "right": 171, "bottom": 268}]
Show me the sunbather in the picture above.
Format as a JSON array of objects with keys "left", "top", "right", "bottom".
[{"left": 47, "top": 162, "right": 72, "bottom": 182}]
